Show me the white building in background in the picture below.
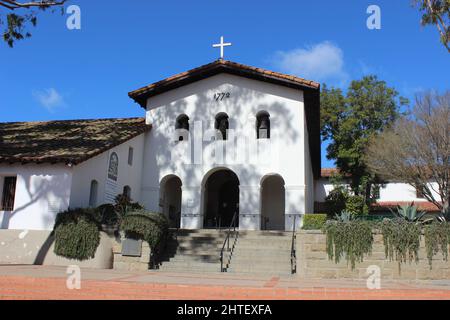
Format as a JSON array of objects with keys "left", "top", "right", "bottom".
[
  {"left": 0, "top": 60, "right": 439, "bottom": 231},
  {"left": 315, "top": 169, "right": 441, "bottom": 213}
]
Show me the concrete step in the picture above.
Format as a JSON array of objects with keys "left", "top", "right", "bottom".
[
  {"left": 233, "top": 250, "right": 290, "bottom": 256},
  {"left": 164, "top": 248, "right": 223, "bottom": 256},
  {"left": 160, "top": 254, "right": 221, "bottom": 263},
  {"left": 167, "top": 241, "right": 225, "bottom": 248},
  {"left": 173, "top": 232, "right": 227, "bottom": 237},
  {"left": 227, "top": 268, "right": 292, "bottom": 275},
  {"left": 227, "top": 232, "right": 293, "bottom": 274},
  {"left": 160, "top": 229, "right": 294, "bottom": 274},
  {"left": 164, "top": 248, "right": 222, "bottom": 255},
  {"left": 235, "top": 245, "right": 291, "bottom": 250},
  {"left": 235, "top": 239, "right": 291, "bottom": 245},
  {"left": 234, "top": 244, "right": 291, "bottom": 250},
  {"left": 166, "top": 242, "right": 223, "bottom": 249},
  {"left": 230, "top": 259, "right": 292, "bottom": 267},
  {"left": 232, "top": 256, "right": 292, "bottom": 263},
  {"left": 175, "top": 229, "right": 229, "bottom": 236},
  {"left": 158, "top": 266, "right": 221, "bottom": 273},
  {"left": 238, "top": 231, "right": 291, "bottom": 236},
  {"left": 175, "top": 234, "right": 228, "bottom": 239},
  {"left": 236, "top": 237, "right": 292, "bottom": 243},
  {"left": 157, "top": 267, "right": 223, "bottom": 274},
  {"left": 237, "top": 236, "right": 292, "bottom": 241},
  {"left": 158, "top": 262, "right": 221, "bottom": 271},
  {"left": 159, "top": 259, "right": 220, "bottom": 266}
]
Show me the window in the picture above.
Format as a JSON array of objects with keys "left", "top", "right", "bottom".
[
  {"left": 89, "top": 180, "right": 98, "bottom": 207},
  {"left": 128, "top": 147, "right": 134, "bottom": 166},
  {"left": 175, "top": 114, "right": 190, "bottom": 141},
  {"left": 256, "top": 111, "right": 270, "bottom": 139},
  {"left": 215, "top": 113, "right": 229, "bottom": 140},
  {"left": 123, "top": 186, "right": 131, "bottom": 199},
  {"left": 108, "top": 152, "right": 119, "bottom": 181},
  {"left": 1, "top": 177, "right": 17, "bottom": 211}
]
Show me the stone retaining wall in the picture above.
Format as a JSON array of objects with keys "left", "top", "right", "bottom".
[
  {"left": 112, "top": 238, "right": 151, "bottom": 271},
  {"left": 297, "top": 230, "right": 450, "bottom": 280},
  {"left": 0, "top": 230, "right": 113, "bottom": 269}
]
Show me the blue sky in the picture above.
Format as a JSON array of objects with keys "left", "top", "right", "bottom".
[{"left": 0, "top": 0, "right": 449, "bottom": 168}]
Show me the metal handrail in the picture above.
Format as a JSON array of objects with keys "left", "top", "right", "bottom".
[
  {"left": 290, "top": 215, "right": 297, "bottom": 274},
  {"left": 220, "top": 211, "right": 239, "bottom": 272}
]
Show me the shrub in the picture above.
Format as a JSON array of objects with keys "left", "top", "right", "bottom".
[
  {"left": 324, "top": 186, "right": 348, "bottom": 217},
  {"left": 424, "top": 221, "right": 450, "bottom": 269},
  {"left": 113, "top": 194, "right": 145, "bottom": 224},
  {"left": 380, "top": 218, "right": 421, "bottom": 268},
  {"left": 324, "top": 187, "right": 368, "bottom": 217},
  {"left": 302, "top": 214, "right": 328, "bottom": 230},
  {"left": 381, "top": 218, "right": 450, "bottom": 270},
  {"left": 120, "top": 210, "right": 169, "bottom": 252},
  {"left": 323, "top": 211, "right": 450, "bottom": 270},
  {"left": 95, "top": 196, "right": 145, "bottom": 227},
  {"left": 96, "top": 204, "right": 116, "bottom": 225},
  {"left": 322, "top": 219, "right": 374, "bottom": 270},
  {"left": 345, "top": 195, "right": 369, "bottom": 216},
  {"left": 53, "top": 208, "right": 101, "bottom": 261}
]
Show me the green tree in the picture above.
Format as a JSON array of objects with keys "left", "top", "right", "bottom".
[
  {"left": 0, "top": 0, "right": 67, "bottom": 47},
  {"left": 413, "top": 0, "right": 450, "bottom": 53},
  {"left": 321, "top": 75, "right": 408, "bottom": 207},
  {"left": 324, "top": 173, "right": 370, "bottom": 217}
]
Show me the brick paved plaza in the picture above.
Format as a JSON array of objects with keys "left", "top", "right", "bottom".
[{"left": 0, "top": 266, "right": 449, "bottom": 300}]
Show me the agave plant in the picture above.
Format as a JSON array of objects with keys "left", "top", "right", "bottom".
[
  {"left": 436, "top": 207, "right": 450, "bottom": 223},
  {"left": 391, "top": 202, "right": 427, "bottom": 223},
  {"left": 334, "top": 210, "right": 354, "bottom": 222}
]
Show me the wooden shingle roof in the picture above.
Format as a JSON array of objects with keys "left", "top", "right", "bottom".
[{"left": 0, "top": 117, "right": 151, "bottom": 165}]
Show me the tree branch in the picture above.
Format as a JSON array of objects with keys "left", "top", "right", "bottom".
[
  {"left": 0, "top": 0, "right": 66, "bottom": 10},
  {"left": 422, "top": 0, "right": 450, "bottom": 52}
]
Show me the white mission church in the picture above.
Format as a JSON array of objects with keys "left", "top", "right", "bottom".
[{"left": 0, "top": 54, "right": 439, "bottom": 232}]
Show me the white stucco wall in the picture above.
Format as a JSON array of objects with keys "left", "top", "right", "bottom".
[
  {"left": 0, "top": 164, "right": 72, "bottom": 231},
  {"left": 314, "top": 178, "right": 441, "bottom": 204},
  {"left": 0, "top": 135, "right": 145, "bottom": 231},
  {"left": 378, "top": 182, "right": 440, "bottom": 203},
  {"left": 304, "top": 114, "right": 314, "bottom": 217},
  {"left": 314, "top": 178, "right": 338, "bottom": 203},
  {"left": 140, "top": 73, "right": 310, "bottom": 231},
  {"left": 70, "top": 134, "right": 145, "bottom": 208}
]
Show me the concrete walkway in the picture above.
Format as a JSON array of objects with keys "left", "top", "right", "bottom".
[{"left": 0, "top": 265, "right": 449, "bottom": 300}]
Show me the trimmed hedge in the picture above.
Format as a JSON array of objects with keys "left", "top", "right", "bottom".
[
  {"left": 120, "top": 210, "right": 169, "bottom": 252},
  {"left": 302, "top": 214, "right": 328, "bottom": 230},
  {"left": 53, "top": 208, "right": 101, "bottom": 261}
]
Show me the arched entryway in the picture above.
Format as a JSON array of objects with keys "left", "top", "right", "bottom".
[
  {"left": 260, "top": 174, "right": 285, "bottom": 230},
  {"left": 202, "top": 169, "right": 239, "bottom": 229},
  {"left": 160, "top": 175, "right": 182, "bottom": 228}
]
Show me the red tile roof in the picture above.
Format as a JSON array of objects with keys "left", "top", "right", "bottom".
[
  {"left": 321, "top": 168, "right": 340, "bottom": 178},
  {"left": 372, "top": 201, "right": 441, "bottom": 212},
  {"left": 128, "top": 59, "right": 320, "bottom": 108}
]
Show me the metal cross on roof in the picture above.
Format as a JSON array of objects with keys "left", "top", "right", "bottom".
[{"left": 212, "top": 36, "right": 232, "bottom": 59}]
